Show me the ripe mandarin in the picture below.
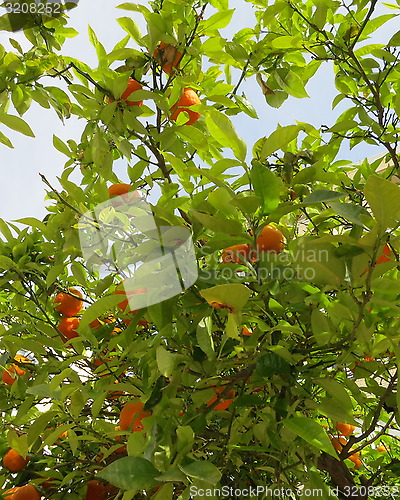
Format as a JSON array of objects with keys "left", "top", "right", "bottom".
[
  {"left": 3, "top": 449, "right": 29, "bottom": 472},
  {"left": 2, "top": 487, "right": 19, "bottom": 499},
  {"left": 253, "top": 225, "right": 284, "bottom": 257},
  {"left": 221, "top": 244, "right": 250, "bottom": 264},
  {"left": 54, "top": 288, "right": 83, "bottom": 316},
  {"left": 119, "top": 400, "right": 151, "bottom": 431},
  {"left": 106, "top": 78, "right": 143, "bottom": 107},
  {"left": 335, "top": 422, "right": 355, "bottom": 436},
  {"left": 241, "top": 326, "right": 253, "bottom": 336},
  {"left": 85, "top": 480, "right": 106, "bottom": 500},
  {"left": 170, "top": 88, "right": 201, "bottom": 126},
  {"left": 377, "top": 444, "right": 389, "bottom": 452},
  {"left": 108, "top": 183, "right": 140, "bottom": 199},
  {"left": 13, "top": 484, "right": 40, "bottom": 500},
  {"left": 2, "top": 355, "right": 31, "bottom": 386},
  {"left": 154, "top": 41, "right": 182, "bottom": 75},
  {"left": 58, "top": 317, "right": 80, "bottom": 343}
]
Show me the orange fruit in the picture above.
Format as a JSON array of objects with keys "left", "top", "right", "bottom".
[
  {"left": 13, "top": 484, "right": 40, "bottom": 500},
  {"left": 206, "top": 386, "right": 236, "bottom": 410},
  {"left": 335, "top": 422, "right": 355, "bottom": 436},
  {"left": 108, "top": 183, "right": 140, "bottom": 199},
  {"left": 170, "top": 88, "right": 201, "bottom": 126},
  {"left": 114, "top": 282, "right": 147, "bottom": 314},
  {"left": 58, "top": 317, "right": 80, "bottom": 343},
  {"left": 361, "top": 243, "right": 392, "bottom": 276},
  {"left": 119, "top": 400, "right": 151, "bottom": 431},
  {"left": 153, "top": 41, "right": 182, "bottom": 75},
  {"left": 377, "top": 444, "right": 389, "bottom": 452},
  {"left": 377, "top": 243, "right": 391, "bottom": 264},
  {"left": 241, "top": 326, "right": 253, "bottom": 336},
  {"left": 253, "top": 225, "right": 284, "bottom": 257},
  {"left": 221, "top": 244, "right": 250, "bottom": 264},
  {"left": 329, "top": 436, "right": 347, "bottom": 453},
  {"left": 104, "top": 483, "right": 119, "bottom": 498},
  {"left": 2, "top": 355, "right": 31, "bottom": 386},
  {"left": 106, "top": 78, "right": 143, "bottom": 107},
  {"left": 351, "top": 457, "right": 362, "bottom": 469},
  {"left": 90, "top": 315, "right": 115, "bottom": 331},
  {"left": 85, "top": 480, "right": 106, "bottom": 500},
  {"left": 54, "top": 288, "right": 83, "bottom": 316},
  {"left": 3, "top": 449, "right": 30, "bottom": 472},
  {"left": 2, "top": 487, "right": 20, "bottom": 499}
]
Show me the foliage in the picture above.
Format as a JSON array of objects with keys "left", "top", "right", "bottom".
[{"left": 0, "top": 0, "right": 400, "bottom": 499}]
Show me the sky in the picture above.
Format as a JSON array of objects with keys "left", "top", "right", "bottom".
[{"left": 0, "top": 0, "right": 398, "bottom": 223}]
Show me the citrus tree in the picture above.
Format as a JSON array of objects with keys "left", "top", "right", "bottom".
[{"left": 1, "top": 0, "right": 400, "bottom": 499}]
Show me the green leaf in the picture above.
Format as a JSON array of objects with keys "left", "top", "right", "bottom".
[
  {"left": 311, "top": 310, "right": 336, "bottom": 346},
  {"left": 97, "top": 457, "right": 159, "bottom": 490},
  {"left": 88, "top": 25, "right": 107, "bottom": 63},
  {"left": 362, "top": 14, "right": 395, "bottom": 37},
  {"left": 79, "top": 295, "right": 122, "bottom": 328},
  {"left": 0, "top": 130, "right": 13, "bottom": 148},
  {"left": 388, "top": 29, "right": 400, "bottom": 46},
  {"left": 260, "top": 125, "right": 300, "bottom": 159},
  {"left": 205, "top": 109, "right": 246, "bottom": 161},
  {"left": 233, "top": 395, "right": 265, "bottom": 407},
  {"left": 271, "top": 36, "right": 303, "bottom": 49},
  {"left": 196, "top": 317, "right": 215, "bottom": 360},
  {"left": 156, "top": 346, "right": 181, "bottom": 377},
  {"left": 291, "top": 237, "right": 346, "bottom": 285},
  {"left": 282, "top": 417, "right": 336, "bottom": 457},
  {"left": 200, "top": 284, "right": 251, "bottom": 311},
  {"left": 53, "top": 135, "right": 71, "bottom": 156},
  {"left": 364, "top": 175, "right": 400, "bottom": 230},
  {"left": 250, "top": 162, "right": 283, "bottom": 215},
  {"left": 155, "top": 467, "right": 186, "bottom": 482},
  {"left": 303, "top": 190, "right": 346, "bottom": 204},
  {"left": 190, "top": 210, "right": 243, "bottom": 235},
  {"left": 117, "top": 3, "right": 152, "bottom": 16},
  {"left": 233, "top": 95, "right": 258, "bottom": 118},
  {"left": 117, "top": 17, "right": 142, "bottom": 41},
  {"left": 315, "top": 378, "right": 353, "bottom": 412},
  {"left": 256, "top": 352, "right": 290, "bottom": 377},
  {"left": 151, "top": 484, "right": 174, "bottom": 500},
  {"left": 199, "top": 10, "right": 234, "bottom": 32},
  {"left": 0, "top": 113, "right": 34, "bottom": 137},
  {"left": 328, "top": 202, "right": 372, "bottom": 227},
  {"left": 179, "top": 461, "right": 221, "bottom": 485},
  {"left": 275, "top": 70, "right": 309, "bottom": 98}
]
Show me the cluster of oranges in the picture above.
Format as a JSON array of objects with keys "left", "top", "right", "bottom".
[
  {"left": 329, "top": 422, "right": 362, "bottom": 469},
  {"left": 2, "top": 476, "right": 111, "bottom": 500},
  {"left": 54, "top": 287, "right": 83, "bottom": 344},
  {"left": 2, "top": 449, "right": 116, "bottom": 499},
  {"left": 105, "top": 42, "right": 201, "bottom": 126},
  {"left": 221, "top": 225, "right": 285, "bottom": 265},
  {"left": 1, "top": 354, "right": 31, "bottom": 386},
  {"left": 2, "top": 451, "right": 40, "bottom": 500},
  {"left": 110, "top": 399, "right": 152, "bottom": 455}
]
